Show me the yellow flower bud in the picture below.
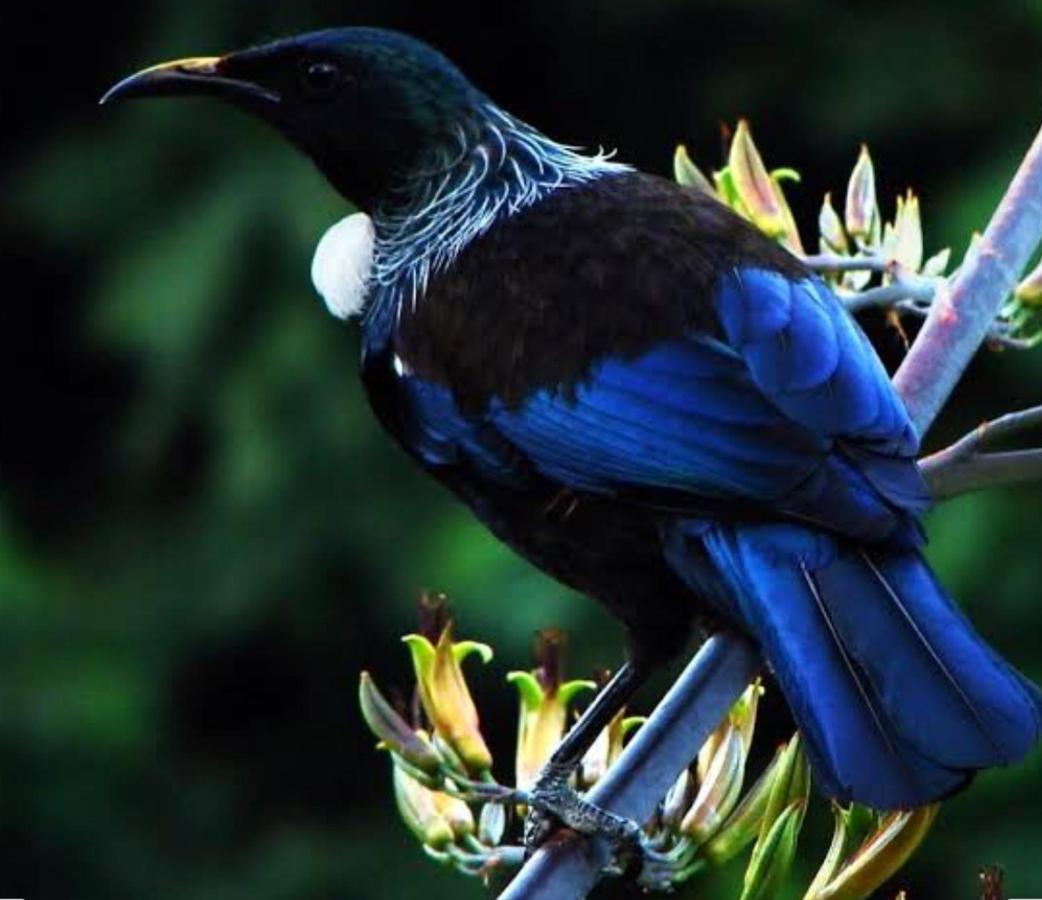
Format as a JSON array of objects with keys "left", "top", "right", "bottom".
[
  {"left": 432, "top": 788, "right": 475, "bottom": 840},
  {"left": 392, "top": 764, "right": 456, "bottom": 850},
  {"left": 803, "top": 804, "right": 876, "bottom": 900},
  {"left": 1015, "top": 257, "right": 1042, "bottom": 307},
  {"left": 403, "top": 619, "right": 494, "bottom": 775},
  {"left": 507, "top": 631, "right": 594, "bottom": 789},
  {"left": 682, "top": 682, "right": 763, "bottom": 842},
  {"left": 578, "top": 708, "right": 642, "bottom": 789},
  {"left": 681, "top": 724, "right": 744, "bottom": 842},
  {"left": 807, "top": 805, "right": 939, "bottom": 900},
  {"left": 886, "top": 190, "right": 923, "bottom": 272},
  {"left": 728, "top": 120, "right": 804, "bottom": 253}
]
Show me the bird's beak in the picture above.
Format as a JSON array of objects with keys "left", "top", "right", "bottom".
[{"left": 99, "top": 55, "right": 281, "bottom": 108}]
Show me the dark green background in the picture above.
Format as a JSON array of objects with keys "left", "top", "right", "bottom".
[{"left": 2, "top": 1, "right": 1041, "bottom": 897}]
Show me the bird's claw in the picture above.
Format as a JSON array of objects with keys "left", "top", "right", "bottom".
[{"left": 520, "top": 761, "right": 648, "bottom": 877}]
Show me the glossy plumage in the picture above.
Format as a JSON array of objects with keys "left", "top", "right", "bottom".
[
  {"left": 368, "top": 167, "right": 1041, "bottom": 808},
  {"left": 104, "top": 27, "right": 1041, "bottom": 810}
]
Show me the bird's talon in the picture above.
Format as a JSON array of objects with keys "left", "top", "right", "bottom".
[{"left": 522, "top": 763, "right": 650, "bottom": 878}]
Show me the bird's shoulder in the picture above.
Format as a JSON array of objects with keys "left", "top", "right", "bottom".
[{"left": 394, "top": 170, "right": 807, "bottom": 414}]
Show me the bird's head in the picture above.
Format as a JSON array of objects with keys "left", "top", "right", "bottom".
[{"left": 101, "top": 28, "right": 487, "bottom": 211}]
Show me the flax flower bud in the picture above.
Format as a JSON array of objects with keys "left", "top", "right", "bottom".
[
  {"left": 885, "top": 190, "right": 923, "bottom": 272},
  {"left": 674, "top": 144, "right": 715, "bottom": 195},
  {"left": 729, "top": 119, "right": 804, "bottom": 253},
  {"left": 680, "top": 681, "right": 762, "bottom": 843},
  {"left": 393, "top": 764, "right": 456, "bottom": 850},
  {"left": 704, "top": 744, "right": 785, "bottom": 865},
  {"left": 507, "top": 630, "right": 594, "bottom": 789},
  {"left": 358, "top": 671, "right": 442, "bottom": 773},
  {"left": 805, "top": 805, "right": 939, "bottom": 900},
  {"left": 1015, "top": 257, "right": 1042, "bottom": 306},
  {"left": 403, "top": 598, "right": 494, "bottom": 775},
  {"left": 803, "top": 804, "right": 876, "bottom": 900},
  {"left": 578, "top": 705, "right": 643, "bottom": 789},
  {"left": 845, "top": 145, "right": 879, "bottom": 243},
  {"left": 738, "top": 733, "right": 810, "bottom": 900},
  {"left": 819, "top": 192, "right": 849, "bottom": 255}
]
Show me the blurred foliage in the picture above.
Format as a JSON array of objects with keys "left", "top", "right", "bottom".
[{"left": 1, "top": 1, "right": 1042, "bottom": 899}]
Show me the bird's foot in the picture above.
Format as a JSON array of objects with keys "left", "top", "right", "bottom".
[{"left": 518, "top": 761, "right": 646, "bottom": 876}]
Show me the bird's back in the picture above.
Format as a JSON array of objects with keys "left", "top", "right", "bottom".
[{"left": 388, "top": 172, "right": 807, "bottom": 413}]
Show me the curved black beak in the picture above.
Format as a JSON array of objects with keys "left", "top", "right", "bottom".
[{"left": 99, "top": 55, "right": 281, "bottom": 108}]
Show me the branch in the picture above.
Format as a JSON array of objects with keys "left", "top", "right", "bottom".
[
  {"left": 921, "top": 405, "right": 1042, "bottom": 498},
  {"left": 892, "top": 299, "right": 1036, "bottom": 351},
  {"left": 810, "top": 260, "right": 1031, "bottom": 350},
  {"left": 498, "top": 634, "right": 760, "bottom": 899},
  {"left": 802, "top": 252, "right": 888, "bottom": 274},
  {"left": 842, "top": 279, "right": 935, "bottom": 313},
  {"left": 894, "top": 123, "right": 1042, "bottom": 436}
]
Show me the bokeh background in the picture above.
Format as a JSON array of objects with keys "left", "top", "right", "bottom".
[{"left": 3, "top": 1, "right": 1042, "bottom": 897}]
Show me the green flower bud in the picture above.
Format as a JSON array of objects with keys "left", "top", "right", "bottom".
[
  {"left": 737, "top": 733, "right": 809, "bottom": 900},
  {"left": 740, "top": 800, "right": 805, "bottom": 900},
  {"left": 358, "top": 671, "right": 441, "bottom": 773},
  {"left": 759, "top": 733, "right": 810, "bottom": 841}
]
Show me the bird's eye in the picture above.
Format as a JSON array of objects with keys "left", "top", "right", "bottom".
[{"left": 300, "top": 60, "right": 343, "bottom": 97}]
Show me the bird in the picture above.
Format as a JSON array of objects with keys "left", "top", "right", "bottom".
[{"left": 102, "top": 28, "right": 1041, "bottom": 833}]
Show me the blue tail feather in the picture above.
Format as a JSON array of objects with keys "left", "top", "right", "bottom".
[{"left": 688, "top": 522, "right": 1042, "bottom": 809}]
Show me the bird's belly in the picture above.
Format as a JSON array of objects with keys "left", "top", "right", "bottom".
[{"left": 438, "top": 469, "right": 710, "bottom": 657}]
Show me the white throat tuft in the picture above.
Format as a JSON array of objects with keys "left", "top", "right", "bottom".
[{"left": 311, "top": 212, "right": 375, "bottom": 320}]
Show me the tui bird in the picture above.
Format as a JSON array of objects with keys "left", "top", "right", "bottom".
[{"left": 103, "top": 28, "right": 1041, "bottom": 830}]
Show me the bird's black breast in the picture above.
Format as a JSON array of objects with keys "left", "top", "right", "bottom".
[{"left": 394, "top": 170, "right": 806, "bottom": 414}]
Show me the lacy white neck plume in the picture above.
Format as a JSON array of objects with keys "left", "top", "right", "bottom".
[
  {"left": 311, "top": 108, "right": 629, "bottom": 327},
  {"left": 368, "top": 106, "right": 630, "bottom": 321}
]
